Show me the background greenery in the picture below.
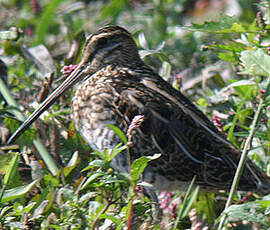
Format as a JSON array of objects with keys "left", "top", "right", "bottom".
[{"left": 0, "top": 0, "right": 270, "bottom": 229}]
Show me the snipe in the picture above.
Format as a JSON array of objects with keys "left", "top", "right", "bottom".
[{"left": 7, "top": 25, "right": 270, "bottom": 193}]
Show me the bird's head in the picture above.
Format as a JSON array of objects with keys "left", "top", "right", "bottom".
[
  {"left": 80, "top": 25, "right": 143, "bottom": 74},
  {"left": 7, "top": 25, "right": 141, "bottom": 144}
]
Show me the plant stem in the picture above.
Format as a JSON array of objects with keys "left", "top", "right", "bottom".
[
  {"left": 127, "top": 186, "right": 135, "bottom": 230},
  {"left": 218, "top": 77, "right": 270, "bottom": 230},
  {"left": 91, "top": 199, "right": 111, "bottom": 230},
  {"left": 126, "top": 145, "right": 135, "bottom": 230},
  {"left": 0, "top": 185, "right": 7, "bottom": 203}
]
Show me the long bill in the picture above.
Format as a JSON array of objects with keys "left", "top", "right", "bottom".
[{"left": 7, "top": 64, "right": 85, "bottom": 144}]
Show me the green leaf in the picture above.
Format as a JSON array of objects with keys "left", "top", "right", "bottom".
[
  {"left": 99, "top": 213, "right": 122, "bottom": 226},
  {"left": 107, "top": 124, "right": 127, "bottom": 144},
  {"left": 3, "top": 153, "right": 19, "bottom": 186},
  {"left": 139, "top": 50, "right": 169, "bottom": 62},
  {"left": 227, "top": 102, "right": 244, "bottom": 145},
  {"left": 43, "top": 174, "right": 60, "bottom": 187},
  {"left": 92, "top": 150, "right": 106, "bottom": 161},
  {"left": 1, "top": 180, "right": 38, "bottom": 203},
  {"left": 103, "top": 178, "right": 125, "bottom": 184},
  {"left": 91, "top": 144, "right": 127, "bottom": 163},
  {"left": 264, "top": 95, "right": 270, "bottom": 107},
  {"left": 224, "top": 202, "right": 270, "bottom": 226},
  {"left": 196, "top": 192, "right": 216, "bottom": 225},
  {"left": 23, "top": 202, "right": 37, "bottom": 213},
  {"left": 180, "top": 187, "right": 199, "bottom": 218},
  {"left": 137, "top": 181, "right": 153, "bottom": 188},
  {"left": 174, "top": 177, "right": 199, "bottom": 229},
  {"left": 130, "top": 154, "right": 161, "bottom": 183},
  {"left": 33, "top": 200, "right": 49, "bottom": 219},
  {"left": 0, "top": 152, "right": 16, "bottom": 174},
  {"left": 256, "top": 200, "right": 270, "bottom": 209},
  {"left": 219, "top": 79, "right": 256, "bottom": 94},
  {"left": 159, "top": 61, "right": 171, "bottom": 80},
  {"left": 196, "top": 98, "right": 208, "bottom": 107},
  {"left": 265, "top": 205, "right": 270, "bottom": 215},
  {"left": 215, "top": 41, "right": 247, "bottom": 52},
  {"left": 239, "top": 49, "right": 270, "bottom": 77},
  {"left": 238, "top": 108, "right": 253, "bottom": 124},
  {"left": 82, "top": 160, "right": 106, "bottom": 172},
  {"left": 218, "top": 52, "right": 238, "bottom": 63},
  {"left": 130, "top": 157, "right": 147, "bottom": 182},
  {"left": 62, "top": 151, "right": 79, "bottom": 177},
  {"left": 4, "top": 117, "right": 20, "bottom": 132},
  {"left": 0, "top": 206, "right": 13, "bottom": 217},
  {"left": 175, "top": 177, "right": 198, "bottom": 220},
  {"left": 80, "top": 172, "right": 104, "bottom": 190},
  {"left": 108, "top": 144, "right": 127, "bottom": 162},
  {"left": 186, "top": 15, "right": 247, "bottom": 33}
]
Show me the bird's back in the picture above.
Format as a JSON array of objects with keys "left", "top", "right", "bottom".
[{"left": 72, "top": 64, "right": 270, "bottom": 194}]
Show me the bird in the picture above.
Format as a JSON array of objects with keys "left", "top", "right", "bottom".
[{"left": 7, "top": 25, "right": 270, "bottom": 194}]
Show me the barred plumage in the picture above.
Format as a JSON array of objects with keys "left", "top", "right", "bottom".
[{"left": 8, "top": 25, "right": 270, "bottom": 194}]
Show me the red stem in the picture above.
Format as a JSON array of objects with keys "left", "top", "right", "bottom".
[{"left": 127, "top": 186, "right": 136, "bottom": 230}]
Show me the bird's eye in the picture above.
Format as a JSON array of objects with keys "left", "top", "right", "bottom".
[{"left": 97, "top": 37, "right": 108, "bottom": 46}]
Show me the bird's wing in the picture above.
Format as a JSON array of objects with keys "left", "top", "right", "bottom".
[
  {"left": 109, "top": 69, "right": 270, "bottom": 192},
  {"left": 115, "top": 77, "right": 226, "bottom": 165},
  {"left": 139, "top": 76, "right": 238, "bottom": 158}
]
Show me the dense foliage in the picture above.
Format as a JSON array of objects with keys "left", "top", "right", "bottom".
[{"left": 0, "top": 0, "right": 270, "bottom": 229}]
